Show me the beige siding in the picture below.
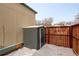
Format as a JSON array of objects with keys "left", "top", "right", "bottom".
[
  {"left": 0, "top": 7, "right": 4, "bottom": 48},
  {"left": 0, "top": 3, "right": 36, "bottom": 47}
]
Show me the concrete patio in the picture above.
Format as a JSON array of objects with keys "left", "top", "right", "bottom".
[{"left": 6, "top": 44, "right": 76, "bottom": 56}]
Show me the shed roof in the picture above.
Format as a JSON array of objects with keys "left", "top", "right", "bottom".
[{"left": 20, "top": 3, "right": 37, "bottom": 14}]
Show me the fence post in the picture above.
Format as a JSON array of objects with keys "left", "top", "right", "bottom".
[
  {"left": 69, "top": 26, "right": 73, "bottom": 48},
  {"left": 48, "top": 27, "right": 50, "bottom": 44}
]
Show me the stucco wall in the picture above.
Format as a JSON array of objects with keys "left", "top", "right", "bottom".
[{"left": 0, "top": 3, "right": 36, "bottom": 48}]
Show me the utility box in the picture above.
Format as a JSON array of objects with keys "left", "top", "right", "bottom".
[{"left": 23, "top": 26, "right": 45, "bottom": 50}]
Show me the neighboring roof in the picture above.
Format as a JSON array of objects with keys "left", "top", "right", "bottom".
[{"left": 20, "top": 3, "right": 37, "bottom": 14}]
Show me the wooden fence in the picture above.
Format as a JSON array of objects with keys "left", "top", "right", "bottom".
[
  {"left": 45, "top": 24, "right": 79, "bottom": 55},
  {"left": 45, "top": 26, "right": 72, "bottom": 48},
  {"left": 72, "top": 24, "right": 79, "bottom": 55}
]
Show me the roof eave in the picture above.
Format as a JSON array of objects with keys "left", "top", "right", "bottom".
[{"left": 20, "top": 3, "right": 37, "bottom": 14}]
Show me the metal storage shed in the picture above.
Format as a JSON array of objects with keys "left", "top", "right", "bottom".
[{"left": 23, "top": 25, "right": 45, "bottom": 50}]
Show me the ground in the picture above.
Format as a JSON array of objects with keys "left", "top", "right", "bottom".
[{"left": 6, "top": 44, "right": 76, "bottom": 56}]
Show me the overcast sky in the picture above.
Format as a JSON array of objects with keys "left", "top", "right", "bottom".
[{"left": 27, "top": 3, "right": 79, "bottom": 24}]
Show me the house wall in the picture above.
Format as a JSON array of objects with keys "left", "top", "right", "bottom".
[{"left": 0, "top": 3, "right": 36, "bottom": 48}]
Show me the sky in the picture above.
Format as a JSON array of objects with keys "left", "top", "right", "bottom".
[{"left": 27, "top": 3, "right": 79, "bottom": 24}]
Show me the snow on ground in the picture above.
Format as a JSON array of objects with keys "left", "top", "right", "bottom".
[
  {"left": 33, "top": 44, "right": 76, "bottom": 56},
  {"left": 6, "top": 44, "right": 76, "bottom": 56},
  {"left": 6, "top": 47, "right": 37, "bottom": 56}
]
